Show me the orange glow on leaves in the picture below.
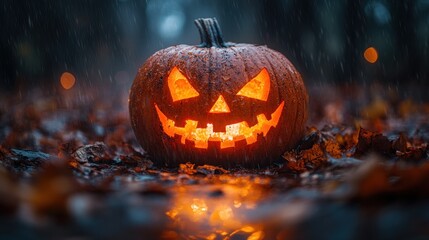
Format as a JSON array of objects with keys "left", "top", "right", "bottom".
[
  {"left": 364, "top": 47, "right": 378, "bottom": 63},
  {"left": 209, "top": 95, "right": 231, "bottom": 113},
  {"left": 60, "top": 72, "right": 76, "bottom": 90},
  {"left": 168, "top": 67, "right": 199, "bottom": 102},
  {"left": 155, "top": 101, "right": 284, "bottom": 149},
  {"left": 237, "top": 68, "right": 270, "bottom": 101}
]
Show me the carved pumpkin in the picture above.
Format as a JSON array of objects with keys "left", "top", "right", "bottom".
[{"left": 129, "top": 18, "right": 308, "bottom": 167}]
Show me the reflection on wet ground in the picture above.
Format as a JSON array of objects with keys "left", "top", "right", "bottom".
[{"left": 118, "top": 172, "right": 314, "bottom": 239}]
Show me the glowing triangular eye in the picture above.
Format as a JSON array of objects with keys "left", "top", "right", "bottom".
[
  {"left": 168, "top": 67, "right": 200, "bottom": 102},
  {"left": 236, "top": 68, "right": 270, "bottom": 101}
]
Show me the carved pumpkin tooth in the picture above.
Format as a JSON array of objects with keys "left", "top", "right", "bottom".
[
  {"left": 195, "top": 140, "right": 208, "bottom": 149},
  {"left": 270, "top": 101, "right": 285, "bottom": 127},
  {"left": 184, "top": 120, "right": 198, "bottom": 133},
  {"left": 220, "top": 140, "right": 235, "bottom": 149},
  {"left": 245, "top": 135, "right": 258, "bottom": 145},
  {"left": 233, "top": 135, "right": 246, "bottom": 142},
  {"left": 261, "top": 124, "right": 271, "bottom": 137},
  {"left": 256, "top": 114, "right": 268, "bottom": 124},
  {"left": 165, "top": 120, "right": 176, "bottom": 137}
]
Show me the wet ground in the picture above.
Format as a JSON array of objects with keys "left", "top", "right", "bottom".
[{"left": 1, "top": 84, "right": 429, "bottom": 239}]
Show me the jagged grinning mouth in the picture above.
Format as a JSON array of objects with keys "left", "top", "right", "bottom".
[{"left": 154, "top": 101, "right": 284, "bottom": 149}]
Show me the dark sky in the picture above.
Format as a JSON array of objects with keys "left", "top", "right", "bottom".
[{"left": 1, "top": 0, "right": 428, "bottom": 91}]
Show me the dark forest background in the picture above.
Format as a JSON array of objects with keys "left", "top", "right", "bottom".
[{"left": 1, "top": 0, "right": 428, "bottom": 92}]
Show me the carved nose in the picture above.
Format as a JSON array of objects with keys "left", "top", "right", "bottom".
[{"left": 209, "top": 95, "right": 230, "bottom": 113}]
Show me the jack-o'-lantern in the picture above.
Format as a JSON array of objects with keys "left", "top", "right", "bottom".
[{"left": 129, "top": 18, "right": 308, "bottom": 167}]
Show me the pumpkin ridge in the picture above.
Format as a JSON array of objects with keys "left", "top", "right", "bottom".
[
  {"left": 274, "top": 50, "right": 302, "bottom": 147},
  {"left": 168, "top": 45, "right": 194, "bottom": 81},
  {"left": 261, "top": 47, "right": 283, "bottom": 108},
  {"left": 229, "top": 47, "right": 249, "bottom": 82},
  {"left": 259, "top": 47, "right": 287, "bottom": 146},
  {"left": 288, "top": 53, "right": 308, "bottom": 141},
  {"left": 207, "top": 47, "right": 216, "bottom": 108},
  {"left": 266, "top": 48, "right": 296, "bottom": 147},
  {"left": 235, "top": 47, "right": 258, "bottom": 118},
  {"left": 247, "top": 46, "right": 272, "bottom": 118},
  {"left": 296, "top": 71, "right": 308, "bottom": 138},
  {"left": 184, "top": 46, "right": 207, "bottom": 88},
  {"left": 160, "top": 47, "right": 188, "bottom": 105}
]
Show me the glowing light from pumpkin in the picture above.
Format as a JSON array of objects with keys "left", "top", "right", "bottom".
[
  {"left": 165, "top": 179, "right": 265, "bottom": 238},
  {"left": 247, "top": 231, "right": 265, "bottom": 240},
  {"left": 168, "top": 67, "right": 199, "bottom": 102},
  {"left": 60, "top": 72, "right": 76, "bottom": 90},
  {"left": 236, "top": 68, "right": 270, "bottom": 101},
  {"left": 209, "top": 95, "right": 231, "bottom": 113},
  {"left": 191, "top": 199, "right": 208, "bottom": 215},
  {"left": 364, "top": 47, "right": 378, "bottom": 63},
  {"left": 155, "top": 101, "right": 284, "bottom": 149}
]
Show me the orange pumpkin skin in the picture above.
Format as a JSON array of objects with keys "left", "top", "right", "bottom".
[{"left": 129, "top": 18, "right": 308, "bottom": 167}]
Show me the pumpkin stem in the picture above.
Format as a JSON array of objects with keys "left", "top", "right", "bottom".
[{"left": 194, "top": 18, "right": 229, "bottom": 48}]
